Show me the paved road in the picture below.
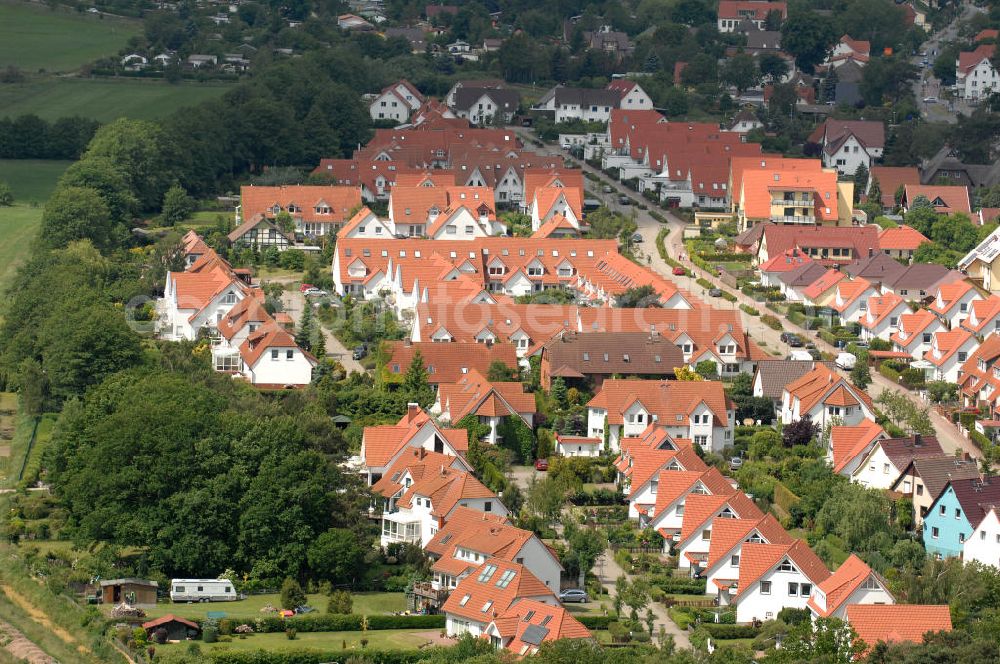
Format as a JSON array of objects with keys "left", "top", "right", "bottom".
[
  {"left": 594, "top": 548, "right": 691, "bottom": 650},
  {"left": 279, "top": 289, "right": 365, "bottom": 374},
  {"left": 522, "top": 132, "right": 981, "bottom": 460},
  {"left": 911, "top": 3, "right": 985, "bottom": 123}
]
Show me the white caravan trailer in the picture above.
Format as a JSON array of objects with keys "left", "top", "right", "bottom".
[{"left": 170, "top": 579, "right": 239, "bottom": 602}]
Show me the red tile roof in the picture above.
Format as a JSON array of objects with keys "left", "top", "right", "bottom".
[
  {"left": 958, "top": 44, "right": 997, "bottom": 74},
  {"left": 922, "top": 328, "right": 975, "bottom": 368},
  {"left": 891, "top": 309, "right": 940, "bottom": 350},
  {"left": 705, "top": 514, "right": 790, "bottom": 572},
  {"left": 241, "top": 185, "right": 362, "bottom": 225},
  {"left": 859, "top": 292, "right": 906, "bottom": 331},
  {"left": 490, "top": 598, "right": 591, "bottom": 653},
  {"left": 441, "top": 558, "right": 555, "bottom": 624},
  {"left": 783, "top": 364, "right": 874, "bottom": 415},
  {"left": 759, "top": 248, "right": 814, "bottom": 274},
  {"left": 717, "top": 0, "right": 787, "bottom": 20},
  {"left": 361, "top": 407, "right": 468, "bottom": 469},
  {"left": 386, "top": 341, "right": 518, "bottom": 385},
  {"left": 867, "top": 167, "right": 920, "bottom": 209},
  {"left": 831, "top": 278, "right": 874, "bottom": 313},
  {"left": 807, "top": 554, "right": 889, "bottom": 618},
  {"left": 801, "top": 269, "right": 846, "bottom": 301},
  {"left": 588, "top": 379, "right": 732, "bottom": 427},
  {"left": 830, "top": 421, "right": 887, "bottom": 473},
  {"left": 845, "top": 604, "right": 952, "bottom": 650},
  {"left": 905, "top": 184, "right": 972, "bottom": 215},
  {"left": 878, "top": 225, "right": 929, "bottom": 251},
  {"left": 437, "top": 369, "right": 536, "bottom": 422},
  {"left": 929, "top": 280, "right": 976, "bottom": 316},
  {"left": 734, "top": 539, "right": 830, "bottom": 600}
]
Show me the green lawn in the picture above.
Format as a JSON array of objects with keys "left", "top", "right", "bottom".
[
  {"left": 0, "top": 1, "right": 140, "bottom": 72},
  {"left": 137, "top": 592, "right": 406, "bottom": 622},
  {"left": 157, "top": 629, "right": 441, "bottom": 653},
  {"left": 0, "top": 204, "right": 42, "bottom": 295},
  {"left": 0, "top": 77, "right": 233, "bottom": 122},
  {"left": 0, "top": 159, "right": 72, "bottom": 202}
]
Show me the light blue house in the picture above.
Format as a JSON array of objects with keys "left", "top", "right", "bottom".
[{"left": 923, "top": 477, "right": 999, "bottom": 559}]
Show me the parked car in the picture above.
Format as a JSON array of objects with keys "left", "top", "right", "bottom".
[
  {"left": 602, "top": 185, "right": 613, "bottom": 194},
  {"left": 708, "top": 288, "right": 722, "bottom": 297},
  {"left": 781, "top": 333, "right": 803, "bottom": 347},
  {"left": 559, "top": 589, "right": 589, "bottom": 603},
  {"left": 534, "top": 458, "right": 549, "bottom": 471},
  {"left": 923, "top": 96, "right": 938, "bottom": 103},
  {"left": 672, "top": 266, "right": 686, "bottom": 276},
  {"left": 729, "top": 457, "right": 743, "bottom": 471},
  {"left": 618, "top": 195, "right": 631, "bottom": 205},
  {"left": 631, "top": 233, "right": 643, "bottom": 243},
  {"left": 788, "top": 350, "right": 813, "bottom": 361},
  {"left": 352, "top": 345, "right": 367, "bottom": 360},
  {"left": 299, "top": 283, "right": 316, "bottom": 293},
  {"left": 294, "top": 605, "right": 315, "bottom": 614},
  {"left": 304, "top": 288, "right": 328, "bottom": 297}
]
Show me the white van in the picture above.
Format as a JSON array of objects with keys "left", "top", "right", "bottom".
[
  {"left": 170, "top": 579, "right": 239, "bottom": 603},
  {"left": 835, "top": 352, "right": 857, "bottom": 370},
  {"left": 788, "top": 350, "right": 813, "bottom": 361}
]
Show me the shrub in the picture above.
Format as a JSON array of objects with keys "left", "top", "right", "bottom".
[
  {"left": 219, "top": 619, "right": 234, "bottom": 636},
  {"left": 777, "top": 607, "right": 811, "bottom": 625},
  {"left": 761, "top": 314, "right": 782, "bottom": 330},
  {"left": 285, "top": 628, "right": 297, "bottom": 640},
  {"left": 878, "top": 363, "right": 901, "bottom": 382},
  {"left": 326, "top": 590, "right": 352, "bottom": 614},
  {"left": 720, "top": 290, "right": 737, "bottom": 302},
  {"left": 696, "top": 277, "right": 714, "bottom": 289},
  {"left": 578, "top": 615, "right": 616, "bottom": 629},
  {"left": 648, "top": 576, "right": 707, "bottom": 594},
  {"left": 203, "top": 627, "right": 218, "bottom": 643},
  {"left": 280, "top": 577, "right": 306, "bottom": 610}
]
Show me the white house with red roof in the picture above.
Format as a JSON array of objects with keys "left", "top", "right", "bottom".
[
  {"left": 851, "top": 435, "right": 943, "bottom": 490},
  {"left": 359, "top": 404, "right": 472, "bottom": 485},
  {"left": 928, "top": 281, "right": 982, "bottom": 330},
  {"left": 824, "top": 35, "right": 871, "bottom": 69},
  {"left": 372, "top": 457, "right": 505, "bottom": 548},
  {"left": 425, "top": 507, "right": 562, "bottom": 591},
  {"left": 759, "top": 248, "right": 814, "bottom": 287},
  {"left": 923, "top": 328, "right": 978, "bottom": 383},
  {"left": 369, "top": 79, "right": 425, "bottom": 124},
  {"left": 606, "top": 79, "right": 653, "bottom": 110},
  {"left": 807, "top": 554, "right": 894, "bottom": 620},
  {"left": 616, "top": 435, "right": 708, "bottom": 520},
  {"left": 239, "top": 323, "right": 317, "bottom": 386},
  {"left": 529, "top": 186, "right": 584, "bottom": 233},
  {"left": 807, "top": 119, "right": 885, "bottom": 176},
  {"left": 830, "top": 277, "right": 877, "bottom": 324},
  {"left": 956, "top": 44, "right": 999, "bottom": 101},
  {"left": 484, "top": 599, "right": 592, "bottom": 656},
  {"left": 701, "top": 515, "right": 791, "bottom": 594},
  {"left": 720, "top": 539, "right": 830, "bottom": 623},
  {"left": 433, "top": 369, "right": 536, "bottom": 445},
  {"left": 675, "top": 491, "right": 763, "bottom": 572},
  {"left": 827, "top": 421, "right": 887, "bottom": 478},
  {"left": 554, "top": 433, "right": 603, "bottom": 457},
  {"left": 891, "top": 309, "right": 944, "bottom": 359},
  {"left": 961, "top": 295, "right": 1000, "bottom": 337},
  {"left": 586, "top": 379, "right": 735, "bottom": 452},
  {"left": 716, "top": 0, "right": 786, "bottom": 32},
  {"left": 780, "top": 364, "right": 875, "bottom": 428},
  {"left": 442, "top": 558, "right": 557, "bottom": 637},
  {"left": 644, "top": 466, "right": 734, "bottom": 536},
  {"left": 160, "top": 258, "right": 249, "bottom": 342},
  {"left": 859, "top": 292, "right": 908, "bottom": 341}
]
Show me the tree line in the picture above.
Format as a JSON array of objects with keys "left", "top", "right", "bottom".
[{"left": 0, "top": 115, "right": 99, "bottom": 160}]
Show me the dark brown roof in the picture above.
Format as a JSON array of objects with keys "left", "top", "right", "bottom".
[
  {"left": 841, "top": 253, "right": 905, "bottom": 284},
  {"left": 452, "top": 87, "right": 520, "bottom": 113},
  {"left": 543, "top": 332, "right": 684, "bottom": 377},
  {"left": 894, "top": 456, "right": 980, "bottom": 502},
  {"left": 753, "top": 359, "right": 834, "bottom": 400},
  {"left": 884, "top": 264, "right": 963, "bottom": 293},
  {"left": 552, "top": 87, "right": 621, "bottom": 108},
  {"left": 777, "top": 262, "right": 829, "bottom": 288},
  {"left": 143, "top": 615, "right": 200, "bottom": 631},
  {"left": 879, "top": 435, "right": 943, "bottom": 470},
  {"left": 947, "top": 476, "right": 1000, "bottom": 527}
]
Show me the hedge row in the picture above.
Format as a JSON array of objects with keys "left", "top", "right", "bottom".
[
  {"left": 253, "top": 614, "right": 445, "bottom": 634},
  {"left": 210, "top": 649, "right": 429, "bottom": 664},
  {"left": 650, "top": 577, "right": 707, "bottom": 594},
  {"left": 696, "top": 277, "right": 714, "bottom": 289},
  {"left": 760, "top": 314, "right": 782, "bottom": 330},
  {"left": 701, "top": 623, "right": 761, "bottom": 639},
  {"left": 740, "top": 304, "right": 760, "bottom": 316},
  {"left": 720, "top": 290, "right": 737, "bottom": 303},
  {"left": 578, "top": 615, "right": 616, "bottom": 629},
  {"left": 879, "top": 363, "right": 901, "bottom": 382}
]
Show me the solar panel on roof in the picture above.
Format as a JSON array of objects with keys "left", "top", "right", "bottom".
[{"left": 520, "top": 625, "right": 550, "bottom": 645}]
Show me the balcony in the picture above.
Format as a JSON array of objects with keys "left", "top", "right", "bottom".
[
  {"left": 381, "top": 514, "right": 421, "bottom": 544},
  {"left": 771, "top": 215, "right": 816, "bottom": 224},
  {"left": 770, "top": 198, "right": 811, "bottom": 206}
]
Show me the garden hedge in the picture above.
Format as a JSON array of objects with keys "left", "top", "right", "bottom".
[
  {"left": 210, "top": 649, "right": 429, "bottom": 664},
  {"left": 252, "top": 614, "right": 445, "bottom": 634},
  {"left": 578, "top": 615, "right": 616, "bottom": 629},
  {"left": 740, "top": 304, "right": 760, "bottom": 316},
  {"left": 701, "top": 623, "right": 761, "bottom": 639},
  {"left": 760, "top": 314, "right": 782, "bottom": 330},
  {"left": 649, "top": 576, "right": 707, "bottom": 594}
]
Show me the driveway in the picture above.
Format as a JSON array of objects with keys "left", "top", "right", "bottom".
[
  {"left": 279, "top": 289, "right": 365, "bottom": 374},
  {"left": 523, "top": 132, "right": 981, "bottom": 461}
]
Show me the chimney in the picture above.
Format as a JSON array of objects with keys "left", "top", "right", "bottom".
[
  {"left": 407, "top": 402, "right": 419, "bottom": 421},
  {"left": 418, "top": 447, "right": 426, "bottom": 460}
]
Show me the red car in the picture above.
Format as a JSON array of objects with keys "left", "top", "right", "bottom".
[
  {"left": 534, "top": 459, "right": 549, "bottom": 471},
  {"left": 672, "top": 266, "right": 686, "bottom": 276},
  {"left": 299, "top": 283, "right": 315, "bottom": 293}
]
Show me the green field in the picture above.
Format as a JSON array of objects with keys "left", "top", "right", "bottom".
[
  {"left": 0, "top": 159, "right": 72, "bottom": 202},
  {"left": 0, "top": 205, "right": 43, "bottom": 293},
  {"left": 137, "top": 592, "right": 407, "bottom": 622},
  {"left": 0, "top": 1, "right": 140, "bottom": 72},
  {"left": 157, "top": 628, "right": 442, "bottom": 653},
  {"left": 0, "top": 77, "right": 233, "bottom": 122}
]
